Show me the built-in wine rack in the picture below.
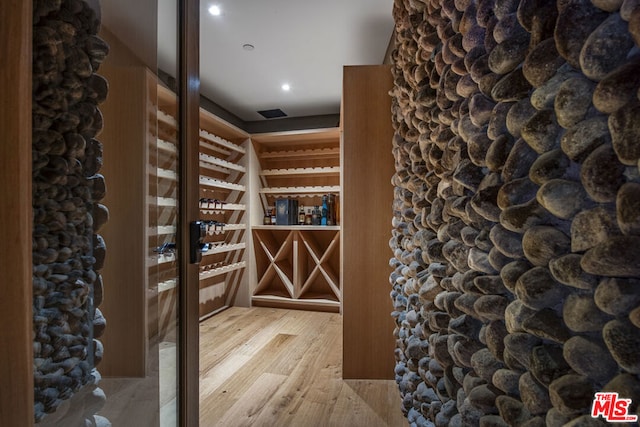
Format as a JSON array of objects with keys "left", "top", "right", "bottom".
[{"left": 250, "top": 129, "right": 342, "bottom": 312}]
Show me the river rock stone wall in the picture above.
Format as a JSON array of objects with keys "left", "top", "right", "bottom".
[
  {"left": 32, "top": 0, "right": 109, "bottom": 423},
  {"left": 388, "top": 0, "right": 640, "bottom": 425}
]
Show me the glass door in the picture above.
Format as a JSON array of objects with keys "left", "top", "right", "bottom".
[{"left": 32, "top": 0, "right": 199, "bottom": 426}]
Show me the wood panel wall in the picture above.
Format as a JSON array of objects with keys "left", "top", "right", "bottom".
[
  {"left": 342, "top": 65, "right": 396, "bottom": 379},
  {"left": 0, "top": 1, "right": 34, "bottom": 425},
  {"left": 98, "top": 28, "right": 152, "bottom": 377}
]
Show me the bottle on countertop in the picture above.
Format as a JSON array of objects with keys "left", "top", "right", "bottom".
[
  {"left": 298, "top": 204, "right": 305, "bottom": 225},
  {"left": 270, "top": 207, "right": 276, "bottom": 225},
  {"left": 311, "top": 206, "right": 321, "bottom": 225},
  {"left": 321, "top": 195, "right": 328, "bottom": 226},
  {"left": 327, "top": 193, "right": 335, "bottom": 225},
  {"left": 305, "top": 208, "right": 312, "bottom": 225}
]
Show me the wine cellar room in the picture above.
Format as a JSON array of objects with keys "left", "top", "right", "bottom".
[{"left": 3, "top": 0, "right": 640, "bottom": 425}]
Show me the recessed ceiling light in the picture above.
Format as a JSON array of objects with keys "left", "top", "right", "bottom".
[
  {"left": 208, "top": 5, "right": 221, "bottom": 16},
  {"left": 243, "top": 44, "right": 255, "bottom": 51},
  {"left": 281, "top": 84, "right": 291, "bottom": 91}
]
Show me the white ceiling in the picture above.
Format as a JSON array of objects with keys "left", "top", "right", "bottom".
[{"left": 157, "top": 0, "right": 394, "bottom": 122}]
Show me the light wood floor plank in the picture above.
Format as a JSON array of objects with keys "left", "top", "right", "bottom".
[
  {"left": 100, "top": 307, "right": 406, "bottom": 426},
  {"left": 213, "top": 372, "right": 289, "bottom": 427},
  {"left": 199, "top": 307, "right": 406, "bottom": 427},
  {"left": 199, "top": 331, "right": 297, "bottom": 424},
  {"left": 267, "top": 314, "right": 343, "bottom": 426},
  {"left": 200, "top": 307, "right": 289, "bottom": 377}
]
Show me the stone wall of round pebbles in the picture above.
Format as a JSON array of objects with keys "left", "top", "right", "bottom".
[
  {"left": 388, "top": 0, "right": 640, "bottom": 425},
  {"left": 32, "top": 0, "right": 109, "bottom": 423}
]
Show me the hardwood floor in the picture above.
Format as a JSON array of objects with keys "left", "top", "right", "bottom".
[
  {"left": 199, "top": 307, "right": 407, "bottom": 427},
  {"left": 99, "top": 307, "right": 405, "bottom": 426}
]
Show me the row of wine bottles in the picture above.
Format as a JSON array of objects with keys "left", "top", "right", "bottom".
[{"left": 263, "top": 194, "right": 337, "bottom": 226}]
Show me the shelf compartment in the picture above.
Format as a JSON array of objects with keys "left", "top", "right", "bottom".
[
  {"left": 253, "top": 230, "right": 295, "bottom": 297},
  {"left": 298, "top": 270, "right": 340, "bottom": 302},
  {"left": 199, "top": 161, "right": 231, "bottom": 175},
  {"left": 199, "top": 140, "right": 231, "bottom": 158},
  {"left": 148, "top": 225, "right": 177, "bottom": 236},
  {"left": 202, "top": 242, "right": 246, "bottom": 256},
  {"left": 258, "top": 147, "right": 339, "bottom": 160},
  {"left": 259, "top": 185, "right": 340, "bottom": 195},
  {"left": 157, "top": 138, "right": 177, "bottom": 154},
  {"left": 155, "top": 197, "right": 177, "bottom": 207},
  {"left": 299, "top": 230, "right": 339, "bottom": 263},
  {"left": 198, "top": 261, "right": 246, "bottom": 280},
  {"left": 158, "top": 278, "right": 177, "bottom": 293},
  {"left": 252, "top": 225, "right": 340, "bottom": 231},
  {"left": 199, "top": 130, "right": 246, "bottom": 154},
  {"left": 153, "top": 167, "right": 178, "bottom": 181},
  {"left": 298, "top": 230, "right": 340, "bottom": 301},
  {"left": 199, "top": 176, "right": 246, "bottom": 192},
  {"left": 205, "top": 223, "right": 246, "bottom": 235},
  {"left": 157, "top": 110, "right": 177, "bottom": 128},
  {"left": 251, "top": 295, "right": 340, "bottom": 313},
  {"left": 251, "top": 228, "right": 341, "bottom": 312},
  {"left": 298, "top": 261, "right": 340, "bottom": 301},
  {"left": 253, "top": 229, "right": 292, "bottom": 260},
  {"left": 254, "top": 265, "right": 294, "bottom": 299},
  {"left": 199, "top": 203, "right": 246, "bottom": 214},
  {"left": 149, "top": 252, "right": 176, "bottom": 266},
  {"left": 260, "top": 166, "right": 339, "bottom": 177},
  {"left": 200, "top": 152, "right": 246, "bottom": 173}
]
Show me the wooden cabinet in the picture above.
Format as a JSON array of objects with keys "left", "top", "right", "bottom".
[{"left": 249, "top": 129, "right": 342, "bottom": 312}]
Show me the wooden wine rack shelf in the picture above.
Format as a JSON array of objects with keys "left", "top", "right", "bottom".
[
  {"left": 252, "top": 227, "right": 341, "bottom": 313},
  {"left": 197, "top": 105, "right": 249, "bottom": 318}
]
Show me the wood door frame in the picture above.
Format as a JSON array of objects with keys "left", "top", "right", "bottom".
[
  {"left": 0, "top": 1, "right": 34, "bottom": 425},
  {"left": 178, "top": 0, "right": 200, "bottom": 425}
]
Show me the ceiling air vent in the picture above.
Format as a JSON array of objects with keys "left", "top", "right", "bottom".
[{"left": 257, "top": 108, "right": 287, "bottom": 119}]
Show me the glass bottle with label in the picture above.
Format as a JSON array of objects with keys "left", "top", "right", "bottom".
[
  {"left": 327, "top": 193, "right": 335, "bottom": 225},
  {"left": 298, "top": 204, "right": 305, "bottom": 225},
  {"left": 270, "top": 207, "right": 276, "bottom": 225},
  {"left": 305, "top": 208, "right": 312, "bottom": 225},
  {"left": 321, "top": 195, "right": 328, "bottom": 226},
  {"left": 263, "top": 208, "right": 271, "bottom": 225},
  {"left": 311, "top": 206, "right": 321, "bottom": 225}
]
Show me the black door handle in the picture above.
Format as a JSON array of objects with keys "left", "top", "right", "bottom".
[{"left": 189, "top": 221, "right": 207, "bottom": 264}]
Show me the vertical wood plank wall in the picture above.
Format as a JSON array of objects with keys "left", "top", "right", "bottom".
[
  {"left": 98, "top": 28, "right": 150, "bottom": 377},
  {"left": 342, "top": 65, "right": 395, "bottom": 379},
  {"left": 0, "top": 1, "right": 34, "bottom": 425}
]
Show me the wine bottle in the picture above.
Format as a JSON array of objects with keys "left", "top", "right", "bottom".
[{"left": 298, "top": 204, "right": 305, "bottom": 225}]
